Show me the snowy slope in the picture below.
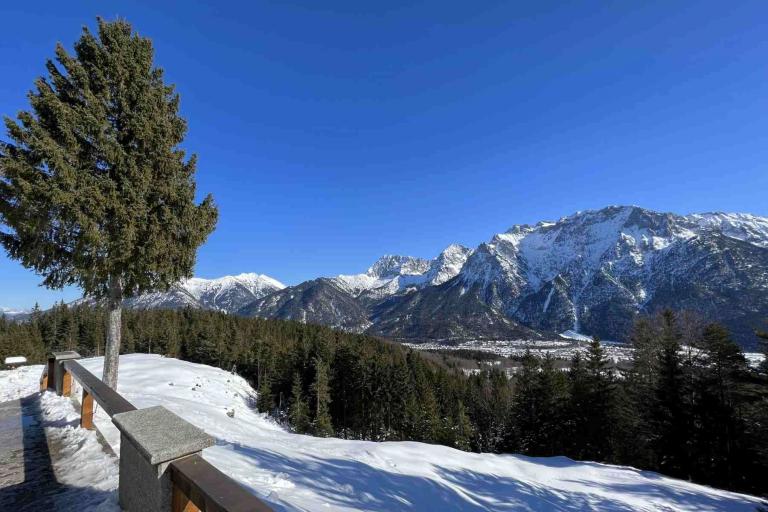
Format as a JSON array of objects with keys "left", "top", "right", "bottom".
[{"left": 4, "top": 355, "right": 760, "bottom": 511}]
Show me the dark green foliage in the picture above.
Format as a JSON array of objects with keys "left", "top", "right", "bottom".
[
  {"left": 0, "top": 18, "right": 217, "bottom": 297},
  {"left": 510, "top": 352, "right": 567, "bottom": 456},
  {"left": 624, "top": 310, "right": 768, "bottom": 495},
  {"left": 289, "top": 373, "right": 310, "bottom": 434},
  {"left": 566, "top": 338, "right": 618, "bottom": 461},
  {"left": 0, "top": 18, "right": 217, "bottom": 386},
  {"left": 256, "top": 378, "right": 275, "bottom": 414},
  {"left": 310, "top": 358, "right": 333, "bottom": 437},
  {"left": 757, "top": 329, "right": 768, "bottom": 374}
]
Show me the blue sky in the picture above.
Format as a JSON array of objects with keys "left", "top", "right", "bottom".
[{"left": 2, "top": 1, "right": 768, "bottom": 309}]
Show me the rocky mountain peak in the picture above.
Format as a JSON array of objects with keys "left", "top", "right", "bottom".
[{"left": 366, "top": 255, "right": 431, "bottom": 279}]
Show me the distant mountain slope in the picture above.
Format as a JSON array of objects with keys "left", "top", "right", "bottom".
[
  {"left": 238, "top": 278, "right": 371, "bottom": 332},
  {"left": 0, "top": 307, "right": 30, "bottom": 322},
  {"left": 124, "top": 273, "right": 285, "bottom": 313},
  {"left": 240, "top": 206, "right": 768, "bottom": 349}
]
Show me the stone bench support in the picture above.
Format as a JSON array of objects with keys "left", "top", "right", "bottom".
[
  {"left": 112, "top": 406, "right": 215, "bottom": 511},
  {"left": 51, "top": 351, "right": 81, "bottom": 396}
]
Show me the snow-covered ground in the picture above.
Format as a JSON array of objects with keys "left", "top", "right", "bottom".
[
  {"left": 2, "top": 355, "right": 765, "bottom": 511},
  {"left": 0, "top": 364, "right": 119, "bottom": 511}
]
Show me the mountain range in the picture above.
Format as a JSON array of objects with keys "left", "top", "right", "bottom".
[
  {"left": 237, "top": 206, "right": 768, "bottom": 349},
  {"left": 10, "top": 206, "right": 766, "bottom": 349}
]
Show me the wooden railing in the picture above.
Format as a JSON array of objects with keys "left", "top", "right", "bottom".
[
  {"left": 170, "top": 455, "right": 274, "bottom": 512},
  {"left": 40, "top": 352, "right": 274, "bottom": 512}
]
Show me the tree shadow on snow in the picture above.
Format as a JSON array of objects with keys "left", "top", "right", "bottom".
[
  {"left": 224, "top": 443, "right": 664, "bottom": 511},
  {"left": 565, "top": 477, "right": 763, "bottom": 512}
]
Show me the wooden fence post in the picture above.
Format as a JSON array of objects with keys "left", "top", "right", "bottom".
[
  {"left": 172, "top": 484, "right": 200, "bottom": 512},
  {"left": 52, "top": 351, "right": 81, "bottom": 396},
  {"left": 81, "top": 390, "right": 95, "bottom": 430}
]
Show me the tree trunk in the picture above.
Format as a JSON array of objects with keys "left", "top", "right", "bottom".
[{"left": 103, "top": 275, "right": 123, "bottom": 389}]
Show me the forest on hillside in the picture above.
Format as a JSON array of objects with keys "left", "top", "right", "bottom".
[{"left": 1, "top": 305, "right": 767, "bottom": 497}]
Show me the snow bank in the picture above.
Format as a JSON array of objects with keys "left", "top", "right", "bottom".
[
  {"left": 3, "top": 355, "right": 765, "bottom": 511},
  {"left": 36, "top": 390, "right": 120, "bottom": 510},
  {"left": 0, "top": 365, "right": 119, "bottom": 510},
  {"left": 0, "top": 363, "right": 43, "bottom": 402}
]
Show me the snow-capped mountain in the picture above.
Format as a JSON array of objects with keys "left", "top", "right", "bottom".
[
  {"left": 125, "top": 273, "right": 285, "bottom": 313},
  {"left": 238, "top": 245, "right": 474, "bottom": 332},
  {"left": 333, "top": 246, "right": 473, "bottom": 299},
  {"left": 449, "top": 206, "right": 768, "bottom": 345},
  {"left": 0, "top": 307, "right": 29, "bottom": 321},
  {"left": 240, "top": 206, "right": 768, "bottom": 349}
]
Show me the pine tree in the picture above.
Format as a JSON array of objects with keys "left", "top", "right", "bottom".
[
  {"left": 311, "top": 357, "right": 333, "bottom": 437},
  {"left": 0, "top": 18, "right": 217, "bottom": 388},
  {"left": 757, "top": 328, "right": 768, "bottom": 374},
  {"left": 693, "top": 323, "right": 750, "bottom": 488},
  {"left": 453, "top": 401, "right": 475, "bottom": 451},
  {"left": 257, "top": 377, "right": 275, "bottom": 414},
  {"left": 511, "top": 352, "right": 567, "bottom": 456},
  {"left": 289, "top": 372, "right": 310, "bottom": 433},
  {"left": 582, "top": 336, "right": 616, "bottom": 460},
  {"left": 653, "top": 310, "right": 692, "bottom": 479}
]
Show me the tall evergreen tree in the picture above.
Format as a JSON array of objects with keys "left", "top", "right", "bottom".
[
  {"left": 289, "top": 372, "right": 310, "bottom": 433},
  {"left": 757, "top": 328, "right": 768, "bottom": 374},
  {"left": 652, "top": 310, "right": 693, "bottom": 479},
  {"left": 453, "top": 401, "right": 475, "bottom": 451},
  {"left": 311, "top": 357, "right": 333, "bottom": 437},
  {"left": 0, "top": 18, "right": 217, "bottom": 388},
  {"left": 693, "top": 323, "right": 750, "bottom": 488},
  {"left": 257, "top": 377, "right": 275, "bottom": 414}
]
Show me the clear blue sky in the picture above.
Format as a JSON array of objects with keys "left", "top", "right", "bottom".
[{"left": 2, "top": 1, "right": 768, "bottom": 309}]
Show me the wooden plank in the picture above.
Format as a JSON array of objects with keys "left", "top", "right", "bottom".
[
  {"left": 170, "top": 455, "right": 274, "bottom": 512},
  {"left": 173, "top": 485, "right": 201, "bottom": 512},
  {"left": 40, "top": 374, "right": 48, "bottom": 391},
  {"left": 62, "top": 360, "right": 136, "bottom": 417},
  {"left": 81, "top": 390, "right": 94, "bottom": 430},
  {"left": 62, "top": 371, "right": 72, "bottom": 396}
]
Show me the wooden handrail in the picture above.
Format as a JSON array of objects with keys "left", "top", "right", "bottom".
[
  {"left": 62, "top": 359, "right": 136, "bottom": 417},
  {"left": 170, "top": 455, "right": 274, "bottom": 512},
  {"left": 39, "top": 363, "right": 49, "bottom": 391},
  {"left": 41, "top": 353, "right": 273, "bottom": 511}
]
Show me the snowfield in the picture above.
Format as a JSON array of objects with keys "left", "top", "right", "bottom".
[{"left": 2, "top": 354, "right": 765, "bottom": 511}]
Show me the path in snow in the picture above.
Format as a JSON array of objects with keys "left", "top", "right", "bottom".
[{"left": 0, "top": 368, "right": 119, "bottom": 511}]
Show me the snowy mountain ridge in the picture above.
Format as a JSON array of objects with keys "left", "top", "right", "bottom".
[
  {"left": 0, "top": 307, "right": 29, "bottom": 321},
  {"left": 125, "top": 272, "right": 285, "bottom": 313},
  {"left": 333, "top": 245, "right": 474, "bottom": 299},
  {"left": 240, "top": 206, "right": 768, "bottom": 348}
]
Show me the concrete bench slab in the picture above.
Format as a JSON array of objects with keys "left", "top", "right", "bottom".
[{"left": 112, "top": 405, "right": 215, "bottom": 464}]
